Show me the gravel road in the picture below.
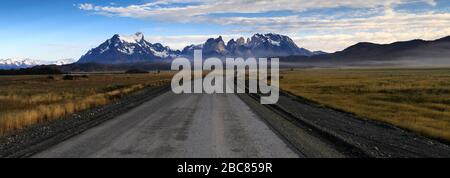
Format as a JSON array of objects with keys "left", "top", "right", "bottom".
[{"left": 33, "top": 92, "right": 300, "bottom": 158}]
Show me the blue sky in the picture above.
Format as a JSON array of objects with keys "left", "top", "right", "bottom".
[{"left": 1, "top": 0, "right": 449, "bottom": 61}]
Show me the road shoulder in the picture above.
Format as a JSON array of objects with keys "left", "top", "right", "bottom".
[{"left": 0, "top": 86, "right": 169, "bottom": 158}]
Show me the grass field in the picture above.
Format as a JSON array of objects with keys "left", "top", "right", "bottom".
[
  {"left": 0, "top": 72, "right": 173, "bottom": 135},
  {"left": 280, "top": 68, "right": 450, "bottom": 142}
]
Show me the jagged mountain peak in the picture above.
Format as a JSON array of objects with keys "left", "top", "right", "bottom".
[
  {"left": 78, "top": 32, "right": 180, "bottom": 64},
  {"left": 250, "top": 33, "right": 296, "bottom": 47},
  {"left": 203, "top": 36, "right": 227, "bottom": 56},
  {"left": 236, "top": 37, "right": 246, "bottom": 45},
  {"left": 206, "top": 36, "right": 225, "bottom": 43},
  {"left": 181, "top": 33, "right": 318, "bottom": 58},
  {"left": 116, "top": 32, "right": 145, "bottom": 43},
  {"left": 227, "top": 39, "right": 236, "bottom": 45},
  {"left": 77, "top": 32, "right": 320, "bottom": 64}
]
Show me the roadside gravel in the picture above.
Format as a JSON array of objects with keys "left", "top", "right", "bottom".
[
  {"left": 249, "top": 90, "right": 450, "bottom": 158},
  {"left": 0, "top": 86, "right": 169, "bottom": 158}
]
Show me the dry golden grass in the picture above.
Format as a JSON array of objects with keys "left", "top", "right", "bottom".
[
  {"left": 280, "top": 68, "right": 450, "bottom": 142},
  {"left": 0, "top": 72, "right": 173, "bottom": 135}
]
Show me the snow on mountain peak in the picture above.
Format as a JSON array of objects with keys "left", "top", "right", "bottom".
[
  {"left": 0, "top": 58, "right": 39, "bottom": 65},
  {"left": 51, "top": 58, "right": 77, "bottom": 65},
  {"left": 77, "top": 32, "right": 320, "bottom": 64},
  {"left": 118, "top": 32, "right": 145, "bottom": 43},
  {"left": 268, "top": 38, "right": 281, "bottom": 46},
  {"left": 0, "top": 58, "right": 40, "bottom": 69},
  {"left": 78, "top": 32, "right": 183, "bottom": 63},
  {"left": 0, "top": 58, "right": 77, "bottom": 69}
]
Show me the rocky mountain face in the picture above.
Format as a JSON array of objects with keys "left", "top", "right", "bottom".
[
  {"left": 181, "top": 44, "right": 203, "bottom": 57},
  {"left": 202, "top": 36, "right": 228, "bottom": 57}
]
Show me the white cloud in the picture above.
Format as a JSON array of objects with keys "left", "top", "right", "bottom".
[
  {"left": 295, "top": 28, "right": 450, "bottom": 52},
  {"left": 79, "top": 3, "right": 94, "bottom": 10},
  {"left": 78, "top": 0, "right": 437, "bottom": 18},
  {"left": 77, "top": 0, "right": 450, "bottom": 52}
]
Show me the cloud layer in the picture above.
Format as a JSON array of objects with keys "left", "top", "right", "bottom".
[{"left": 78, "top": 0, "right": 450, "bottom": 52}]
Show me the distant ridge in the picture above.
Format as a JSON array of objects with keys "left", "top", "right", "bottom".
[{"left": 281, "top": 35, "right": 450, "bottom": 66}]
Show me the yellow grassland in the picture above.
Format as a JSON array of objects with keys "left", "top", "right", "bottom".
[
  {"left": 280, "top": 68, "right": 450, "bottom": 142},
  {"left": 0, "top": 73, "right": 173, "bottom": 135}
]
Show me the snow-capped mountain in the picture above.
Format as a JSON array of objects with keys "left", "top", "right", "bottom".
[
  {"left": 48, "top": 58, "right": 78, "bottom": 66},
  {"left": 77, "top": 32, "right": 322, "bottom": 64},
  {"left": 0, "top": 58, "right": 77, "bottom": 69},
  {"left": 77, "top": 32, "right": 180, "bottom": 64},
  {"left": 2, "top": 33, "right": 324, "bottom": 68},
  {"left": 0, "top": 58, "right": 40, "bottom": 69},
  {"left": 181, "top": 33, "right": 323, "bottom": 58},
  {"left": 244, "top": 33, "right": 313, "bottom": 57}
]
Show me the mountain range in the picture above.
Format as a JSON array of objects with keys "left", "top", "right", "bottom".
[
  {"left": 77, "top": 32, "right": 324, "bottom": 64},
  {"left": 181, "top": 33, "right": 325, "bottom": 58},
  {"left": 3, "top": 33, "right": 449, "bottom": 70},
  {"left": 0, "top": 58, "right": 77, "bottom": 69}
]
